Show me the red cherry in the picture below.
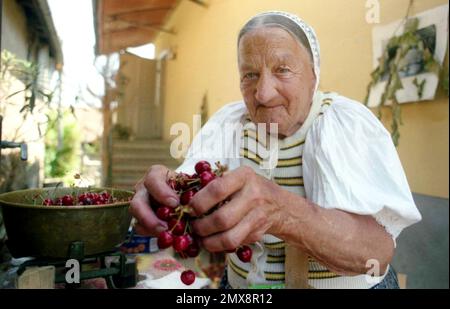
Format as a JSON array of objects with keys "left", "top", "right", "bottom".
[
  {"left": 180, "top": 270, "right": 196, "bottom": 285},
  {"left": 168, "top": 219, "right": 186, "bottom": 236},
  {"left": 157, "top": 231, "right": 174, "bottom": 249},
  {"left": 78, "top": 193, "right": 93, "bottom": 204},
  {"left": 237, "top": 245, "right": 252, "bottom": 263},
  {"left": 78, "top": 193, "right": 86, "bottom": 202},
  {"left": 61, "top": 195, "right": 74, "bottom": 206},
  {"left": 184, "top": 233, "right": 194, "bottom": 245},
  {"left": 101, "top": 192, "right": 111, "bottom": 203},
  {"left": 54, "top": 197, "right": 63, "bottom": 206},
  {"left": 91, "top": 193, "right": 101, "bottom": 203},
  {"left": 80, "top": 197, "right": 93, "bottom": 205},
  {"left": 199, "top": 171, "right": 215, "bottom": 188},
  {"left": 173, "top": 235, "right": 190, "bottom": 252},
  {"left": 195, "top": 161, "right": 211, "bottom": 174},
  {"left": 185, "top": 241, "right": 200, "bottom": 257},
  {"left": 42, "top": 198, "right": 54, "bottom": 206},
  {"left": 156, "top": 206, "right": 174, "bottom": 222},
  {"left": 180, "top": 189, "right": 196, "bottom": 205}
]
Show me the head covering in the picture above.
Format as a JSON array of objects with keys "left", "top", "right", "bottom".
[{"left": 238, "top": 11, "right": 321, "bottom": 92}]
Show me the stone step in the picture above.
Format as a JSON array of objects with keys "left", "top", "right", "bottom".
[
  {"left": 112, "top": 139, "right": 173, "bottom": 150},
  {"left": 111, "top": 182, "right": 136, "bottom": 190},
  {"left": 112, "top": 147, "right": 176, "bottom": 158},
  {"left": 111, "top": 139, "right": 180, "bottom": 190},
  {"left": 112, "top": 152, "right": 180, "bottom": 162},
  {"left": 112, "top": 161, "right": 179, "bottom": 172},
  {"left": 112, "top": 149, "right": 174, "bottom": 157},
  {"left": 112, "top": 178, "right": 141, "bottom": 189},
  {"left": 113, "top": 174, "right": 143, "bottom": 182},
  {"left": 112, "top": 161, "right": 180, "bottom": 171}
]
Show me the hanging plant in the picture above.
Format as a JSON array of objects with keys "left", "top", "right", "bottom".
[{"left": 364, "top": 16, "right": 447, "bottom": 146}]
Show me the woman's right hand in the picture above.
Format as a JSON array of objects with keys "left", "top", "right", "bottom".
[{"left": 129, "top": 165, "right": 180, "bottom": 236}]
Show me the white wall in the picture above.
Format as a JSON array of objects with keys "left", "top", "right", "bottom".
[{"left": 1, "top": 0, "right": 56, "bottom": 189}]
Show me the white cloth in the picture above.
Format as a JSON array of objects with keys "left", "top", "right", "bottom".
[
  {"left": 176, "top": 93, "right": 422, "bottom": 243},
  {"left": 303, "top": 95, "right": 422, "bottom": 241},
  {"left": 142, "top": 271, "right": 211, "bottom": 289}
]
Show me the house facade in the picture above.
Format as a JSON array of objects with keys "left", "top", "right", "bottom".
[{"left": 1, "top": 0, "right": 63, "bottom": 192}]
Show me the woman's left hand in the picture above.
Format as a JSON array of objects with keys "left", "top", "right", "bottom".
[{"left": 190, "top": 166, "right": 285, "bottom": 252}]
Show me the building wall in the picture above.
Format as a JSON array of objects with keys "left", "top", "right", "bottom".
[
  {"left": 1, "top": 0, "right": 28, "bottom": 59},
  {"left": 154, "top": 0, "right": 449, "bottom": 198},
  {"left": 116, "top": 53, "right": 162, "bottom": 140},
  {"left": 1, "top": 0, "right": 56, "bottom": 190}
]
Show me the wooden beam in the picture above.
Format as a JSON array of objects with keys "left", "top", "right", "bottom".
[
  {"left": 103, "top": 9, "right": 171, "bottom": 33},
  {"left": 111, "top": 8, "right": 170, "bottom": 24},
  {"left": 285, "top": 244, "right": 310, "bottom": 289},
  {"left": 110, "top": 6, "right": 173, "bottom": 19},
  {"left": 96, "top": 0, "right": 181, "bottom": 54},
  {"left": 114, "top": 18, "right": 175, "bottom": 35},
  {"left": 101, "top": 27, "right": 157, "bottom": 54},
  {"left": 96, "top": 0, "right": 105, "bottom": 55},
  {"left": 103, "top": 0, "right": 177, "bottom": 16}
]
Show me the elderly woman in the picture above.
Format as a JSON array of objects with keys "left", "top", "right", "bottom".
[{"left": 130, "top": 11, "right": 421, "bottom": 289}]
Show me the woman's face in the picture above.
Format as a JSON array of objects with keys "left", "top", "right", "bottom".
[{"left": 238, "top": 27, "right": 316, "bottom": 138}]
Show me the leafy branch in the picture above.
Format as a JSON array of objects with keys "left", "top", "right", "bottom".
[
  {"left": 1, "top": 50, "right": 54, "bottom": 111},
  {"left": 364, "top": 8, "right": 446, "bottom": 146},
  {"left": 0, "top": 50, "right": 55, "bottom": 141}
]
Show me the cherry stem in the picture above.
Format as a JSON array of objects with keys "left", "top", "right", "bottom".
[
  {"left": 186, "top": 179, "right": 200, "bottom": 186},
  {"left": 168, "top": 210, "right": 184, "bottom": 233},
  {"left": 184, "top": 221, "right": 189, "bottom": 234}
]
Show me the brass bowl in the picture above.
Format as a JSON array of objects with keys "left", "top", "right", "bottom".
[{"left": 0, "top": 187, "right": 134, "bottom": 258}]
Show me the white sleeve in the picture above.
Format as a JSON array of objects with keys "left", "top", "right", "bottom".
[
  {"left": 303, "top": 97, "right": 422, "bottom": 242},
  {"left": 175, "top": 101, "right": 246, "bottom": 174}
]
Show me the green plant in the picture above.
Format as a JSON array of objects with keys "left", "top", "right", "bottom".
[
  {"left": 1, "top": 50, "right": 57, "bottom": 194},
  {"left": 1, "top": 49, "right": 53, "bottom": 119},
  {"left": 364, "top": 15, "right": 447, "bottom": 146},
  {"left": 200, "top": 92, "right": 209, "bottom": 126},
  {"left": 82, "top": 139, "right": 101, "bottom": 157},
  {"left": 44, "top": 111, "right": 80, "bottom": 182},
  {"left": 112, "top": 124, "right": 132, "bottom": 140}
]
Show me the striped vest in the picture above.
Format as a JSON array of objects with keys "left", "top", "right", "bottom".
[{"left": 228, "top": 92, "right": 339, "bottom": 288}]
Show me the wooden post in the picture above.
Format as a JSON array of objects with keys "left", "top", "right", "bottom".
[
  {"left": 101, "top": 56, "right": 113, "bottom": 187},
  {"left": 284, "top": 244, "right": 310, "bottom": 289},
  {"left": 0, "top": 115, "right": 3, "bottom": 163},
  {"left": 101, "top": 87, "right": 112, "bottom": 187},
  {"left": 17, "top": 266, "right": 55, "bottom": 289}
]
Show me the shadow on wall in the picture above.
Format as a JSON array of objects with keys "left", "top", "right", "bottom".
[{"left": 392, "top": 193, "right": 449, "bottom": 289}]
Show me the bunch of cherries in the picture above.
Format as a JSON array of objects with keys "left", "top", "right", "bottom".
[
  {"left": 155, "top": 161, "right": 253, "bottom": 286},
  {"left": 40, "top": 191, "right": 115, "bottom": 206}
]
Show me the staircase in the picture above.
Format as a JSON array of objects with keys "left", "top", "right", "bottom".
[{"left": 111, "top": 139, "right": 181, "bottom": 190}]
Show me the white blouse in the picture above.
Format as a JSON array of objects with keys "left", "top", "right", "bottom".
[{"left": 176, "top": 93, "right": 422, "bottom": 244}]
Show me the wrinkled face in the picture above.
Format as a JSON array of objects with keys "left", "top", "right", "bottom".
[{"left": 238, "top": 27, "right": 316, "bottom": 138}]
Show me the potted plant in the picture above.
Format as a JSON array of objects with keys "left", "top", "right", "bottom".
[{"left": 364, "top": 16, "right": 448, "bottom": 146}]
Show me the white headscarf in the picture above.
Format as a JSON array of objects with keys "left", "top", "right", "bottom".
[{"left": 239, "top": 11, "right": 321, "bottom": 92}]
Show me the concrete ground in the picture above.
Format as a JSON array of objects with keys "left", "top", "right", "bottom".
[{"left": 391, "top": 193, "right": 449, "bottom": 289}]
